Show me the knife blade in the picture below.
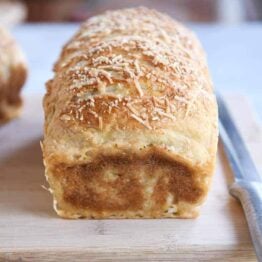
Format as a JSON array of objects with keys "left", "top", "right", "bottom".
[
  {"left": 217, "top": 94, "right": 261, "bottom": 182},
  {"left": 217, "top": 94, "right": 262, "bottom": 261}
]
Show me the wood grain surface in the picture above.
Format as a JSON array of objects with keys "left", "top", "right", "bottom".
[{"left": 0, "top": 94, "right": 261, "bottom": 261}]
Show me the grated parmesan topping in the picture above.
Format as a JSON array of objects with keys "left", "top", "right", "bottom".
[{"left": 52, "top": 7, "right": 213, "bottom": 130}]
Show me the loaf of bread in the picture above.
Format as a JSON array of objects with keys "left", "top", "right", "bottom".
[
  {"left": 43, "top": 7, "right": 218, "bottom": 219},
  {"left": 0, "top": 25, "right": 27, "bottom": 123}
]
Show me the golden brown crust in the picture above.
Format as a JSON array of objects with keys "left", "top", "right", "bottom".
[
  {"left": 0, "top": 25, "right": 27, "bottom": 123},
  {"left": 43, "top": 7, "right": 218, "bottom": 219}
]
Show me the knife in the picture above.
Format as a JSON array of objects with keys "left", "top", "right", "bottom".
[{"left": 217, "top": 95, "right": 262, "bottom": 261}]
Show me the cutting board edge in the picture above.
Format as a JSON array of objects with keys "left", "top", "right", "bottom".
[{"left": 1, "top": 244, "right": 256, "bottom": 261}]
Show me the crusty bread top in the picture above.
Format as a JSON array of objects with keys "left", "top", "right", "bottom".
[{"left": 44, "top": 7, "right": 218, "bottom": 167}]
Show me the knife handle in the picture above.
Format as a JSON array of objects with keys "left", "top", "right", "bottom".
[{"left": 230, "top": 180, "right": 262, "bottom": 261}]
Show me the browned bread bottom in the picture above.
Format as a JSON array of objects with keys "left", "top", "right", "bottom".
[{"left": 46, "top": 150, "right": 210, "bottom": 219}]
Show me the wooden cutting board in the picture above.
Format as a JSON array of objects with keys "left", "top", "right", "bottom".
[{"left": 0, "top": 94, "right": 261, "bottom": 261}]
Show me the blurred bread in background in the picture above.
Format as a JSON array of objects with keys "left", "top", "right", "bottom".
[
  {"left": 0, "top": 0, "right": 27, "bottom": 27},
  {"left": 0, "top": 25, "right": 27, "bottom": 123},
  {"left": 0, "top": 0, "right": 261, "bottom": 25}
]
